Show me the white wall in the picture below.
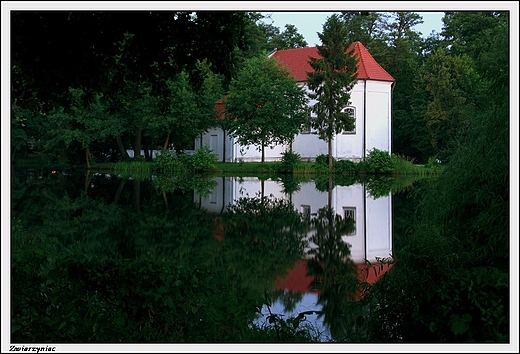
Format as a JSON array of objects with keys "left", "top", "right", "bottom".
[
  {"left": 196, "top": 177, "right": 393, "bottom": 264},
  {"left": 365, "top": 80, "right": 392, "bottom": 155},
  {"left": 196, "top": 78, "right": 392, "bottom": 162}
]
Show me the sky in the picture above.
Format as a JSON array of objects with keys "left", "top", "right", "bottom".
[{"left": 260, "top": 11, "right": 444, "bottom": 46}]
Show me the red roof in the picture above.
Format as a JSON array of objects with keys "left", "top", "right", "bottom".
[
  {"left": 271, "top": 41, "right": 395, "bottom": 83},
  {"left": 275, "top": 259, "right": 393, "bottom": 300}
]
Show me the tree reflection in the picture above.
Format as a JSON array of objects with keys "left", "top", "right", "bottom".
[
  {"left": 219, "top": 194, "right": 308, "bottom": 294},
  {"left": 153, "top": 173, "right": 218, "bottom": 209},
  {"left": 306, "top": 202, "right": 360, "bottom": 340}
]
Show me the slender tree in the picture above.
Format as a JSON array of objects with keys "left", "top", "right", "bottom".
[
  {"left": 223, "top": 53, "right": 309, "bottom": 163},
  {"left": 306, "top": 14, "right": 358, "bottom": 171}
]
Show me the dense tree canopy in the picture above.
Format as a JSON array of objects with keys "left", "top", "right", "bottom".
[
  {"left": 10, "top": 10, "right": 511, "bottom": 167},
  {"left": 222, "top": 53, "right": 309, "bottom": 163}
]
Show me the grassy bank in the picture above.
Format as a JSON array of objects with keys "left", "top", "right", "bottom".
[
  {"left": 15, "top": 157, "right": 443, "bottom": 176},
  {"left": 14, "top": 148, "right": 444, "bottom": 176}
]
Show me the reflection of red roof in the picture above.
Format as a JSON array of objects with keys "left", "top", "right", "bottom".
[
  {"left": 275, "top": 259, "right": 393, "bottom": 299},
  {"left": 276, "top": 260, "right": 317, "bottom": 293},
  {"left": 271, "top": 41, "right": 395, "bottom": 82}
]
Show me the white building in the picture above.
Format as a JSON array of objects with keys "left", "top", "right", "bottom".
[
  {"left": 195, "top": 176, "right": 393, "bottom": 265},
  {"left": 195, "top": 42, "right": 395, "bottom": 162}
]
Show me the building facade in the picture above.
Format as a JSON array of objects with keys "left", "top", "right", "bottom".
[{"left": 195, "top": 42, "right": 395, "bottom": 162}]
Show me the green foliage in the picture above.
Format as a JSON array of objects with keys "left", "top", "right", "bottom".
[
  {"left": 271, "top": 24, "right": 308, "bottom": 50},
  {"left": 340, "top": 12, "right": 389, "bottom": 51},
  {"left": 307, "top": 14, "right": 358, "bottom": 170},
  {"left": 364, "top": 176, "right": 395, "bottom": 199},
  {"left": 430, "top": 266, "right": 508, "bottom": 341},
  {"left": 415, "top": 49, "right": 479, "bottom": 163},
  {"left": 276, "top": 150, "right": 302, "bottom": 174},
  {"left": 353, "top": 19, "right": 509, "bottom": 340},
  {"left": 11, "top": 103, "right": 30, "bottom": 154},
  {"left": 424, "top": 157, "right": 442, "bottom": 172},
  {"left": 190, "top": 145, "right": 219, "bottom": 172},
  {"left": 250, "top": 310, "right": 321, "bottom": 342},
  {"left": 223, "top": 52, "right": 309, "bottom": 163},
  {"left": 334, "top": 159, "right": 358, "bottom": 175},
  {"left": 154, "top": 150, "right": 187, "bottom": 172},
  {"left": 220, "top": 195, "right": 308, "bottom": 292},
  {"left": 315, "top": 154, "right": 335, "bottom": 167},
  {"left": 12, "top": 237, "right": 219, "bottom": 342},
  {"left": 155, "top": 146, "right": 218, "bottom": 173},
  {"left": 360, "top": 148, "right": 394, "bottom": 174},
  {"left": 114, "top": 161, "right": 154, "bottom": 176}
]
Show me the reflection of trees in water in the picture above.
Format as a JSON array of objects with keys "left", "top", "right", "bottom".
[
  {"left": 219, "top": 194, "right": 309, "bottom": 293},
  {"left": 305, "top": 204, "right": 361, "bottom": 340},
  {"left": 269, "top": 288, "right": 304, "bottom": 314}
]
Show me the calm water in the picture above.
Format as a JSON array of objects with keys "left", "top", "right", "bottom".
[{"left": 11, "top": 168, "right": 417, "bottom": 342}]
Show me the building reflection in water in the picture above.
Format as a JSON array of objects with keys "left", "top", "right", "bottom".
[{"left": 195, "top": 176, "right": 393, "bottom": 341}]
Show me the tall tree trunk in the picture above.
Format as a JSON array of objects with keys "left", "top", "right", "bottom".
[
  {"left": 261, "top": 142, "right": 265, "bottom": 164},
  {"left": 328, "top": 137, "right": 333, "bottom": 171},
  {"left": 162, "top": 131, "right": 170, "bottom": 152},
  {"left": 328, "top": 175, "right": 333, "bottom": 208},
  {"left": 85, "top": 169, "right": 92, "bottom": 192},
  {"left": 112, "top": 178, "right": 126, "bottom": 205},
  {"left": 85, "top": 146, "right": 91, "bottom": 169},
  {"left": 134, "top": 127, "right": 142, "bottom": 159},
  {"left": 143, "top": 144, "right": 150, "bottom": 161},
  {"left": 133, "top": 178, "right": 141, "bottom": 213},
  {"left": 116, "top": 135, "right": 130, "bottom": 161},
  {"left": 162, "top": 188, "right": 168, "bottom": 209}
]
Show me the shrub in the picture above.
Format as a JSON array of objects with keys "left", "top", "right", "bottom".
[
  {"left": 154, "top": 150, "right": 185, "bottom": 172},
  {"left": 315, "top": 154, "right": 335, "bottom": 167},
  {"left": 361, "top": 148, "right": 393, "bottom": 174},
  {"left": 334, "top": 159, "right": 358, "bottom": 174},
  {"left": 390, "top": 154, "right": 417, "bottom": 175},
  {"left": 155, "top": 146, "right": 218, "bottom": 173},
  {"left": 277, "top": 150, "right": 302, "bottom": 174},
  {"left": 189, "top": 145, "right": 218, "bottom": 172}
]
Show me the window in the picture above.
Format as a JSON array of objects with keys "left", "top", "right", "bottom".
[
  {"left": 341, "top": 107, "right": 356, "bottom": 134},
  {"left": 343, "top": 207, "right": 356, "bottom": 235},
  {"left": 301, "top": 205, "right": 311, "bottom": 220},
  {"left": 210, "top": 134, "right": 218, "bottom": 153}
]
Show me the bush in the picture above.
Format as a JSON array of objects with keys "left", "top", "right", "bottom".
[
  {"left": 315, "top": 154, "right": 335, "bottom": 167},
  {"left": 361, "top": 148, "right": 393, "bottom": 174},
  {"left": 154, "top": 150, "right": 186, "bottom": 172},
  {"left": 189, "top": 145, "right": 218, "bottom": 172},
  {"left": 277, "top": 150, "right": 302, "bottom": 174},
  {"left": 334, "top": 159, "right": 358, "bottom": 174},
  {"left": 155, "top": 146, "right": 218, "bottom": 173}
]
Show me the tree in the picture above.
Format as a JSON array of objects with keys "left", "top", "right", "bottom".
[
  {"left": 306, "top": 14, "right": 359, "bottom": 171},
  {"left": 45, "top": 88, "right": 112, "bottom": 167},
  {"left": 441, "top": 12, "right": 507, "bottom": 68},
  {"left": 11, "top": 11, "right": 250, "bottom": 162},
  {"left": 222, "top": 53, "right": 309, "bottom": 163},
  {"left": 272, "top": 24, "right": 308, "bottom": 50},
  {"left": 340, "top": 11, "right": 389, "bottom": 57},
  {"left": 381, "top": 12, "right": 427, "bottom": 162},
  {"left": 415, "top": 49, "right": 480, "bottom": 162}
]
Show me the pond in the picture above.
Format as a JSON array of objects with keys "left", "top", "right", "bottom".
[{"left": 11, "top": 167, "right": 421, "bottom": 343}]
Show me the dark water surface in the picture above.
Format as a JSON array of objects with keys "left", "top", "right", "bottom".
[{"left": 11, "top": 167, "right": 418, "bottom": 342}]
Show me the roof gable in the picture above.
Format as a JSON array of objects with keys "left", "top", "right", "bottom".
[{"left": 271, "top": 41, "right": 395, "bottom": 83}]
